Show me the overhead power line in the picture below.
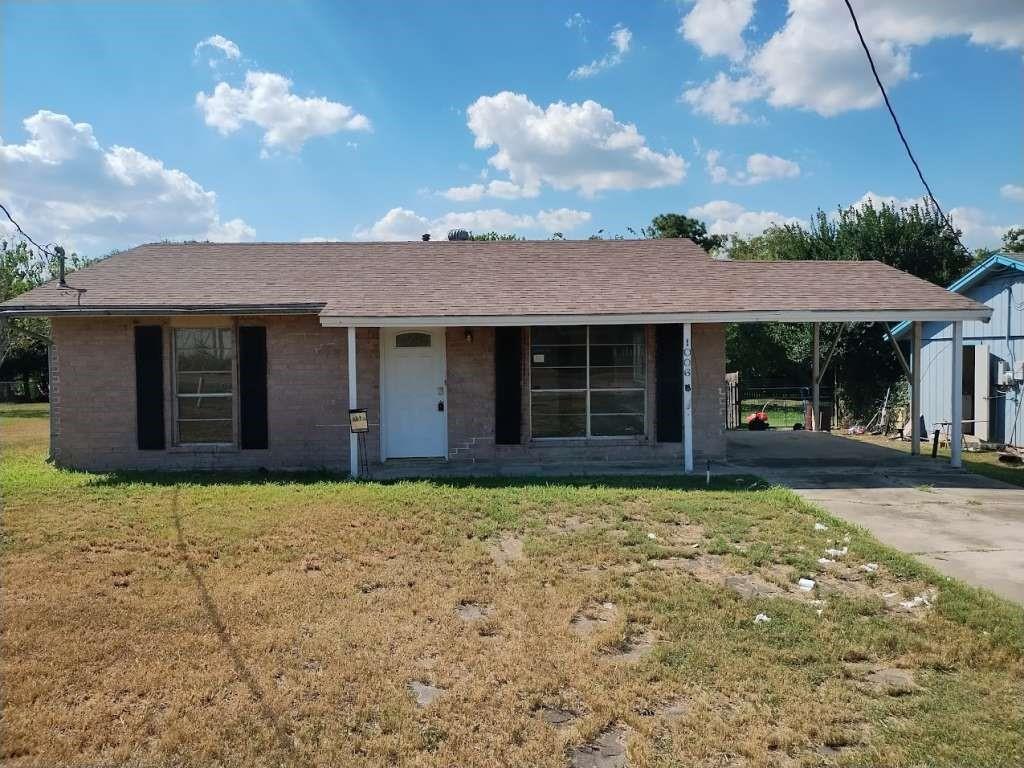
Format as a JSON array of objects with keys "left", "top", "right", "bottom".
[
  {"left": 842, "top": 0, "right": 972, "bottom": 257},
  {"left": 0, "top": 201, "right": 57, "bottom": 258}
]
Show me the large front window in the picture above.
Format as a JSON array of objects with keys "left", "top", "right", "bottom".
[
  {"left": 173, "top": 328, "right": 235, "bottom": 444},
  {"left": 530, "top": 325, "right": 646, "bottom": 438}
]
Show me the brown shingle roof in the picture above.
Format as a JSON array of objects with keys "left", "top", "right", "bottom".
[{"left": 0, "top": 240, "right": 990, "bottom": 322}]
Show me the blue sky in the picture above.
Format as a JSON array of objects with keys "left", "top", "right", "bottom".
[{"left": 2, "top": 0, "right": 1021, "bottom": 257}]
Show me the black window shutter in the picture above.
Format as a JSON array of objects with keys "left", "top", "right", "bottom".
[
  {"left": 494, "top": 327, "right": 522, "bottom": 445},
  {"left": 134, "top": 325, "right": 166, "bottom": 450},
  {"left": 655, "top": 325, "right": 683, "bottom": 443},
  {"left": 238, "top": 326, "right": 269, "bottom": 450}
]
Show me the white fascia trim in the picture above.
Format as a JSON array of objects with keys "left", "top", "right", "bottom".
[{"left": 320, "top": 308, "right": 992, "bottom": 328}]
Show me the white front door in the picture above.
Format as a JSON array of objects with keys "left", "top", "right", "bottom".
[{"left": 381, "top": 328, "right": 447, "bottom": 458}]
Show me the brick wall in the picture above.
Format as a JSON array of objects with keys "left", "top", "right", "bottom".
[
  {"left": 48, "top": 318, "right": 727, "bottom": 472},
  {"left": 446, "top": 327, "right": 496, "bottom": 460},
  {"left": 690, "top": 323, "right": 727, "bottom": 461},
  {"left": 49, "top": 315, "right": 350, "bottom": 471}
]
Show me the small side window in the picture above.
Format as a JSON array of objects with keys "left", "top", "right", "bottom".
[{"left": 395, "top": 332, "right": 431, "bottom": 348}]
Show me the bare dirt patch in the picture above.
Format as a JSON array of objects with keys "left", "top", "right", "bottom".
[
  {"left": 409, "top": 680, "right": 446, "bottom": 707},
  {"left": 536, "top": 705, "right": 578, "bottom": 729},
  {"left": 663, "top": 522, "right": 705, "bottom": 545},
  {"left": 604, "top": 629, "right": 656, "bottom": 664},
  {"left": 489, "top": 532, "right": 525, "bottom": 567},
  {"left": 455, "top": 601, "right": 494, "bottom": 621},
  {"left": 650, "top": 554, "right": 786, "bottom": 599},
  {"left": 554, "top": 515, "right": 592, "bottom": 533},
  {"left": 570, "top": 601, "right": 619, "bottom": 637},
  {"left": 845, "top": 663, "right": 919, "bottom": 695},
  {"left": 571, "top": 724, "right": 628, "bottom": 768}
]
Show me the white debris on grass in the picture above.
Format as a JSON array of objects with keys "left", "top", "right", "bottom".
[
  {"left": 900, "top": 593, "right": 932, "bottom": 610},
  {"left": 817, "top": 557, "right": 836, "bottom": 566},
  {"left": 860, "top": 563, "right": 879, "bottom": 573},
  {"left": 814, "top": 522, "right": 828, "bottom": 531},
  {"left": 753, "top": 613, "right": 771, "bottom": 624},
  {"left": 798, "top": 577, "right": 816, "bottom": 591},
  {"left": 824, "top": 546, "right": 848, "bottom": 558},
  {"left": 647, "top": 532, "right": 658, "bottom": 541}
]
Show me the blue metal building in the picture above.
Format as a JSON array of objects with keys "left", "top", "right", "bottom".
[{"left": 892, "top": 253, "right": 1024, "bottom": 447}]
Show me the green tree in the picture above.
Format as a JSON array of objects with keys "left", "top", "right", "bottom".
[
  {"left": 469, "top": 231, "right": 522, "bottom": 241},
  {"left": 725, "top": 200, "right": 972, "bottom": 420},
  {"left": 642, "top": 213, "right": 725, "bottom": 253},
  {"left": 1001, "top": 227, "right": 1024, "bottom": 254},
  {"left": 0, "top": 240, "right": 86, "bottom": 397}
]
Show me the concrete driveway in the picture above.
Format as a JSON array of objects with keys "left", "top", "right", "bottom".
[{"left": 726, "top": 431, "right": 1024, "bottom": 604}]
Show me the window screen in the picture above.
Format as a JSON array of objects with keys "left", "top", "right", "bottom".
[
  {"left": 530, "top": 325, "right": 645, "bottom": 438},
  {"left": 174, "top": 328, "right": 235, "bottom": 444}
]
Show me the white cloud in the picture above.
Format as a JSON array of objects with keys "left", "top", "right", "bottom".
[
  {"left": 949, "top": 206, "right": 1018, "bottom": 249},
  {"left": 196, "top": 70, "right": 371, "bottom": 154},
  {"left": 682, "top": 1, "right": 1024, "bottom": 121},
  {"left": 565, "top": 12, "right": 589, "bottom": 32},
  {"left": 464, "top": 91, "right": 685, "bottom": 198},
  {"left": 535, "top": 208, "right": 592, "bottom": 232},
  {"left": 195, "top": 34, "right": 241, "bottom": 62},
  {"left": 688, "top": 199, "right": 803, "bottom": 236},
  {"left": 1001, "top": 183, "right": 1024, "bottom": 202},
  {"left": 681, "top": 73, "right": 764, "bottom": 125},
  {"left": 440, "top": 180, "right": 539, "bottom": 202},
  {"left": 0, "top": 110, "right": 255, "bottom": 256},
  {"left": 354, "top": 206, "right": 591, "bottom": 241},
  {"left": 570, "top": 24, "right": 632, "bottom": 79},
  {"left": 851, "top": 190, "right": 927, "bottom": 211},
  {"left": 706, "top": 149, "right": 800, "bottom": 185},
  {"left": 679, "top": 0, "right": 755, "bottom": 62}
]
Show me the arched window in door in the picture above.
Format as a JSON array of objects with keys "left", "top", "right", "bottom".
[{"left": 395, "top": 332, "right": 432, "bottom": 348}]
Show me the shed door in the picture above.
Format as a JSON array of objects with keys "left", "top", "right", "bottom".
[
  {"left": 381, "top": 328, "right": 447, "bottom": 459},
  {"left": 974, "top": 344, "right": 990, "bottom": 442}
]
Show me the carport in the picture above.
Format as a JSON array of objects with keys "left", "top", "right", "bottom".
[{"left": 716, "top": 258, "right": 991, "bottom": 470}]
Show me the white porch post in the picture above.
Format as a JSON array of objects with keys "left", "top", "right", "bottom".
[
  {"left": 951, "top": 321, "right": 963, "bottom": 468},
  {"left": 348, "top": 326, "right": 359, "bottom": 477},
  {"left": 682, "top": 323, "right": 694, "bottom": 473},
  {"left": 812, "top": 322, "right": 821, "bottom": 431},
  {"left": 911, "top": 321, "right": 922, "bottom": 455}
]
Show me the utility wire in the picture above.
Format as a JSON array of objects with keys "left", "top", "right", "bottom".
[
  {"left": 0, "top": 201, "right": 57, "bottom": 258},
  {"left": 842, "top": 0, "right": 972, "bottom": 257}
]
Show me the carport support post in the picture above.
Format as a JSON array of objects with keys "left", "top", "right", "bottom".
[
  {"left": 911, "top": 321, "right": 922, "bottom": 455},
  {"left": 812, "top": 323, "right": 820, "bottom": 431},
  {"left": 682, "top": 323, "right": 694, "bottom": 473},
  {"left": 348, "top": 326, "right": 359, "bottom": 477},
  {"left": 951, "top": 321, "right": 963, "bottom": 468}
]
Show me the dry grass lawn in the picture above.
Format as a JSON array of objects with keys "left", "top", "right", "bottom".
[{"left": 2, "top": 405, "right": 1023, "bottom": 767}]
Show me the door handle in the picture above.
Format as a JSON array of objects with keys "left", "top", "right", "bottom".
[{"left": 438, "top": 401, "right": 445, "bottom": 412}]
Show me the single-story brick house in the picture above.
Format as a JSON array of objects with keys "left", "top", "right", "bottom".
[{"left": 0, "top": 240, "right": 989, "bottom": 474}]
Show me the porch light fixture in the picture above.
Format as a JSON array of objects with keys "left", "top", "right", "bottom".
[{"left": 464, "top": 328, "right": 473, "bottom": 343}]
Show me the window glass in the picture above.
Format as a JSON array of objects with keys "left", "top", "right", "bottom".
[
  {"left": 530, "top": 325, "right": 645, "bottom": 438},
  {"left": 175, "top": 328, "right": 235, "bottom": 444},
  {"left": 395, "top": 332, "right": 431, "bottom": 348}
]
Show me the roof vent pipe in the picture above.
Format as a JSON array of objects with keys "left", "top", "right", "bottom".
[{"left": 55, "top": 245, "right": 67, "bottom": 287}]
